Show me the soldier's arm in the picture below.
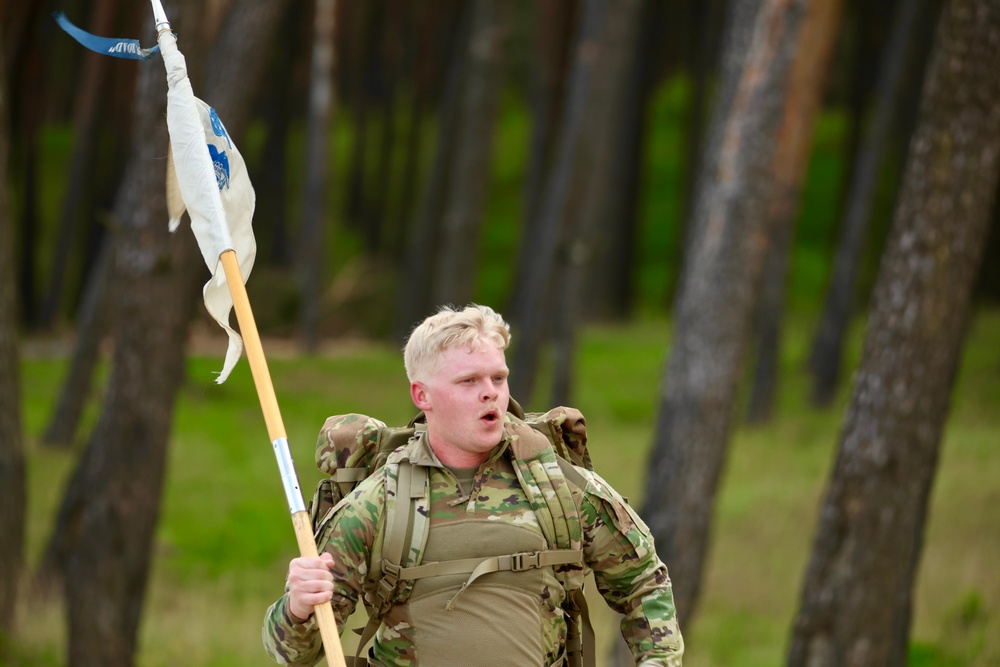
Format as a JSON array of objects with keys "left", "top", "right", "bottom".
[
  {"left": 262, "top": 472, "right": 386, "bottom": 665},
  {"left": 579, "top": 471, "right": 684, "bottom": 666}
]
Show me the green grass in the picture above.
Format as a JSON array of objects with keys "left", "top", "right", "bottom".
[{"left": 11, "top": 309, "right": 1000, "bottom": 666}]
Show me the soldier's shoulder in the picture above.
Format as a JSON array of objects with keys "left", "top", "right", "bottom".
[{"left": 555, "top": 460, "right": 620, "bottom": 502}]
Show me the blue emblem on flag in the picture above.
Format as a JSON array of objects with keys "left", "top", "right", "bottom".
[
  {"left": 209, "top": 108, "right": 233, "bottom": 149},
  {"left": 209, "top": 144, "right": 231, "bottom": 191}
]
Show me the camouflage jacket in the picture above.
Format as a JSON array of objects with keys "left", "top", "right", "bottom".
[{"left": 262, "top": 429, "right": 683, "bottom": 666}]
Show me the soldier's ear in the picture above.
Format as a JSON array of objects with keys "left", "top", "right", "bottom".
[{"left": 411, "top": 381, "right": 431, "bottom": 411}]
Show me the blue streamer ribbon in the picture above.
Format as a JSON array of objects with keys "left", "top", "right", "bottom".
[{"left": 53, "top": 11, "right": 161, "bottom": 61}]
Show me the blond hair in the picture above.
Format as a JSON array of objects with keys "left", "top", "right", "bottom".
[{"left": 404, "top": 304, "right": 511, "bottom": 382}]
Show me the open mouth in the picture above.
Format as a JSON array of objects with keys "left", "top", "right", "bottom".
[{"left": 480, "top": 409, "right": 499, "bottom": 423}]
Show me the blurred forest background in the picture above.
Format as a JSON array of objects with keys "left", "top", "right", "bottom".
[{"left": 1, "top": 0, "right": 999, "bottom": 665}]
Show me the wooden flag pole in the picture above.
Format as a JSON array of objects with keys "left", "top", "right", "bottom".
[
  {"left": 220, "top": 250, "right": 347, "bottom": 667},
  {"left": 146, "top": 0, "right": 343, "bottom": 660}
]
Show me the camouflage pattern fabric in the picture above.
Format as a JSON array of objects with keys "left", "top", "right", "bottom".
[
  {"left": 263, "top": 428, "right": 684, "bottom": 666},
  {"left": 525, "top": 406, "right": 592, "bottom": 470},
  {"left": 315, "top": 413, "right": 387, "bottom": 477}
]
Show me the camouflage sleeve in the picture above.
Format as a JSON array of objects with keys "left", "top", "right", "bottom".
[
  {"left": 580, "top": 470, "right": 684, "bottom": 666},
  {"left": 262, "top": 470, "right": 387, "bottom": 665},
  {"left": 262, "top": 595, "right": 323, "bottom": 666}
]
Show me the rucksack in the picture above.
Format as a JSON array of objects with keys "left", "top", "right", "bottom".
[{"left": 308, "top": 399, "right": 597, "bottom": 667}]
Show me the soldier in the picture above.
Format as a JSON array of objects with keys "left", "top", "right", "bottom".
[{"left": 263, "top": 304, "right": 684, "bottom": 666}]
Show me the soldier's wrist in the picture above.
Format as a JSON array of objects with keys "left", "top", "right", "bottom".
[{"left": 284, "top": 597, "right": 313, "bottom": 625}]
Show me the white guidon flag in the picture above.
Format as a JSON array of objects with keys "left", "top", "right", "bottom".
[{"left": 159, "top": 27, "right": 256, "bottom": 384}]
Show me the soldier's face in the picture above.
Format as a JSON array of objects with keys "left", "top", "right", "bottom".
[{"left": 411, "top": 340, "right": 510, "bottom": 467}]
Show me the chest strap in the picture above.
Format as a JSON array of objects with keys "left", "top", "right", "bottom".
[
  {"left": 385, "top": 548, "right": 584, "bottom": 611},
  {"left": 394, "top": 548, "right": 583, "bottom": 581}
]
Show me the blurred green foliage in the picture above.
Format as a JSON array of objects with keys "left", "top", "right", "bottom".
[{"left": 24, "top": 73, "right": 911, "bottom": 337}]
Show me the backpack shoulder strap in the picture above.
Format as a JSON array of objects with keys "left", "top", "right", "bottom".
[
  {"left": 355, "top": 434, "right": 430, "bottom": 662},
  {"left": 506, "top": 416, "right": 584, "bottom": 558},
  {"left": 507, "top": 415, "right": 595, "bottom": 667},
  {"left": 555, "top": 455, "right": 589, "bottom": 492}
]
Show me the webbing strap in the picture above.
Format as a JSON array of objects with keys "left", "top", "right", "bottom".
[
  {"left": 398, "top": 548, "right": 583, "bottom": 582},
  {"left": 442, "top": 549, "right": 584, "bottom": 610},
  {"left": 333, "top": 468, "right": 368, "bottom": 482},
  {"left": 354, "top": 620, "right": 378, "bottom": 667},
  {"left": 565, "top": 589, "right": 595, "bottom": 667},
  {"left": 383, "top": 463, "right": 412, "bottom": 575},
  {"left": 357, "top": 461, "right": 428, "bottom": 665},
  {"left": 555, "top": 456, "right": 588, "bottom": 491}
]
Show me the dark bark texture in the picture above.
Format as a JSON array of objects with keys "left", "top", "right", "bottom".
[
  {"left": 42, "top": 238, "right": 114, "bottom": 448},
  {"left": 517, "top": 0, "right": 576, "bottom": 305},
  {"left": 299, "top": 0, "right": 338, "bottom": 353},
  {"left": 640, "top": 0, "right": 809, "bottom": 624},
  {"left": 508, "top": 0, "right": 605, "bottom": 407},
  {"left": 788, "top": 0, "right": 1000, "bottom": 664},
  {"left": 808, "top": 0, "right": 941, "bottom": 407},
  {"left": 392, "top": 5, "right": 470, "bottom": 340},
  {"left": 746, "top": 0, "right": 844, "bottom": 424},
  {"left": 550, "top": 0, "right": 644, "bottom": 406},
  {"left": 0, "top": 38, "right": 26, "bottom": 643},
  {"left": 430, "top": 0, "right": 509, "bottom": 307},
  {"left": 40, "top": 0, "right": 118, "bottom": 328}
]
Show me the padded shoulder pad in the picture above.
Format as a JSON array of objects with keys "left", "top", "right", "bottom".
[
  {"left": 540, "top": 406, "right": 589, "bottom": 469},
  {"left": 523, "top": 406, "right": 592, "bottom": 470},
  {"left": 505, "top": 414, "right": 557, "bottom": 460}
]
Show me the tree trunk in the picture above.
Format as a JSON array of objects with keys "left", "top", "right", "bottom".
[
  {"left": 590, "top": 0, "right": 668, "bottom": 321},
  {"left": 808, "top": 0, "right": 935, "bottom": 407},
  {"left": 639, "top": 0, "right": 809, "bottom": 625},
  {"left": 430, "top": 0, "right": 509, "bottom": 307},
  {"left": 45, "top": 3, "right": 291, "bottom": 664},
  {"left": 257, "top": 85, "right": 293, "bottom": 266},
  {"left": 976, "top": 182, "right": 1000, "bottom": 301},
  {"left": 14, "top": 42, "right": 43, "bottom": 330},
  {"left": 746, "top": 220, "right": 792, "bottom": 423},
  {"left": 254, "top": 3, "right": 304, "bottom": 267},
  {"left": 518, "top": 0, "right": 576, "bottom": 277},
  {"left": 673, "top": 0, "right": 764, "bottom": 286},
  {"left": 787, "top": 1, "right": 1000, "bottom": 664},
  {"left": 390, "top": 0, "right": 426, "bottom": 262},
  {"left": 746, "top": 0, "right": 844, "bottom": 424},
  {"left": 392, "top": 5, "right": 470, "bottom": 341},
  {"left": 0, "top": 40, "right": 26, "bottom": 644},
  {"left": 41, "top": 237, "right": 114, "bottom": 448},
  {"left": 550, "top": 0, "right": 645, "bottom": 406},
  {"left": 676, "top": 0, "right": 724, "bottom": 262},
  {"left": 508, "top": 0, "right": 604, "bottom": 408},
  {"left": 298, "top": 0, "right": 338, "bottom": 353},
  {"left": 40, "top": 0, "right": 117, "bottom": 328},
  {"left": 344, "top": 1, "right": 377, "bottom": 246},
  {"left": 368, "top": 3, "right": 401, "bottom": 256},
  {"left": 1, "top": 0, "right": 42, "bottom": 88}
]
